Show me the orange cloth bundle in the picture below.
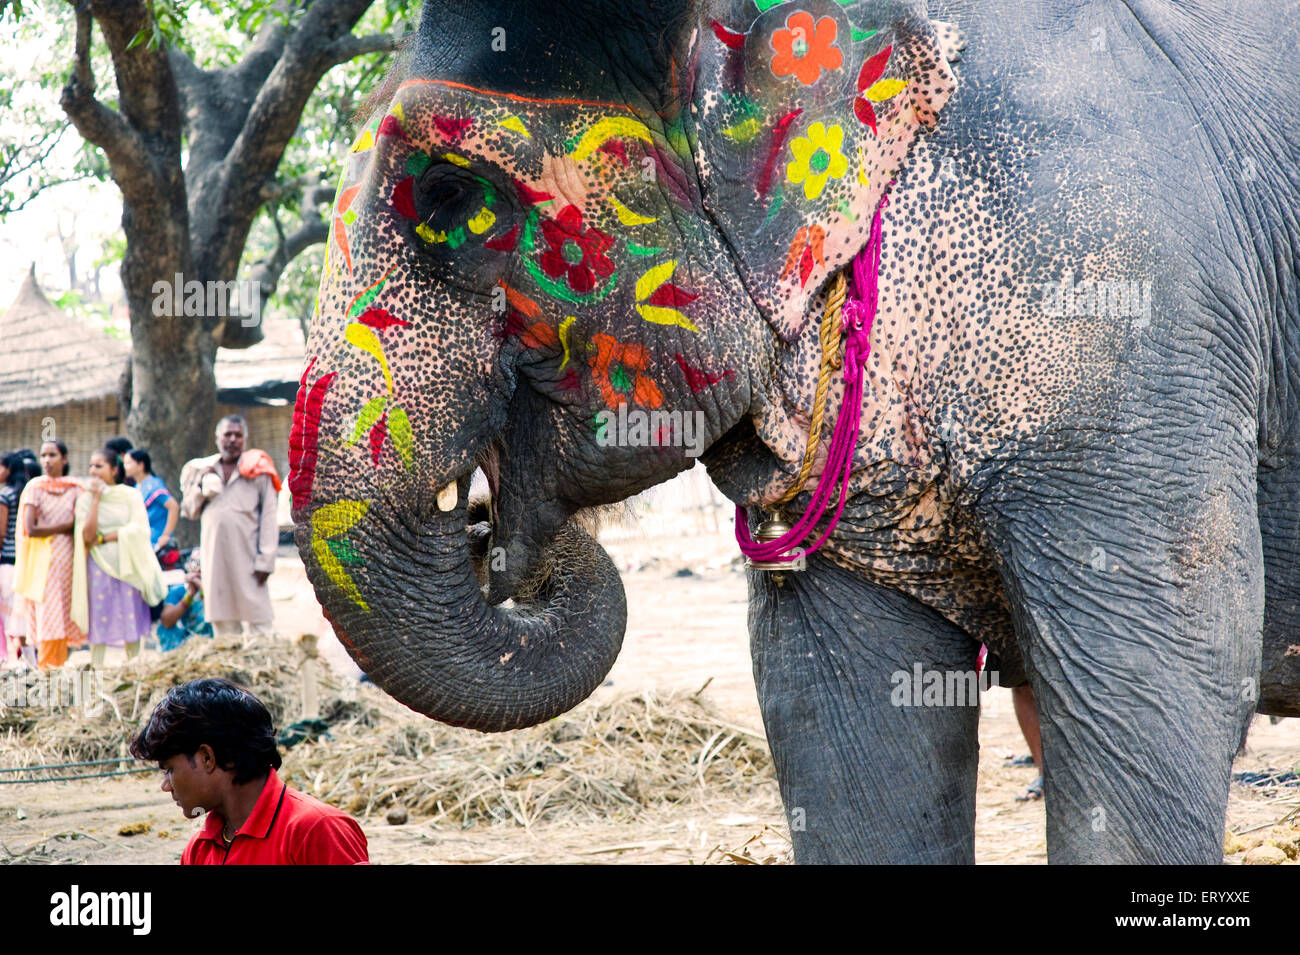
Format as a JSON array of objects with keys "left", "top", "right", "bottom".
[{"left": 238, "top": 449, "right": 282, "bottom": 492}]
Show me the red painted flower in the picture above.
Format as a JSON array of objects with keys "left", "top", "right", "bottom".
[
  {"left": 539, "top": 205, "right": 615, "bottom": 294},
  {"left": 770, "top": 11, "right": 842, "bottom": 86}
]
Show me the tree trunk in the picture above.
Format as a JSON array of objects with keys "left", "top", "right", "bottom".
[{"left": 57, "top": 0, "right": 400, "bottom": 526}]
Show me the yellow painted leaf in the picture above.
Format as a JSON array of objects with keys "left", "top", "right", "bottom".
[
  {"left": 636, "top": 304, "right": 700, "bottom": 333},
  {"left": 721, "top": 117, "right": 762, "bottom": 143},
  {"left": 570, "top": 117, "right": 653, "bottom": 162},
  {"left": 467, "top": 206, "right": 496, "bottom": 234},
  {"left": 865, "top": 78, "right": 908, "bottom": 102},
  {"left": 635, "top": 260, "right": 677, "bottom": 302},
  {"left": 558, "top": 315, "right": 576, "bottom": 369},
  {"left": 610, "top": 196, "right": 659, "bottom": 226},
  {"left": 350, "top": 129, "right": 375, "bottom": 152},
  {"left": 345, "top": 323, "right": 394, "bottom": 395},
  {"left": 498, "top": 115, "right": 530, "bottom": 137},
  {"left": 443, "top": 152, "right": 471, "bottom": 167},
  {"left": 312, "top": 499, "right": 371, "bottom": 539},
  {"left": 390, "top": 102, "right": 405, "bottom": 123}
]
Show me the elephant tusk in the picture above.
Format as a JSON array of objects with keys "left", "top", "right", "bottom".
[{"left": 437, "top": 480, "right": 458, "bottom": 512}]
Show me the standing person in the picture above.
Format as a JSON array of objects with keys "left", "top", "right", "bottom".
[
  {"left": 180, "top": 416, "right": 280, "bottom": 638},
  {"left": 74, "top": 446, "right": 165, "bottom": 666},
  {"left": 0, "top": 452, "right": 36, "bottom": 666},
  {"left": 124, "top": 449, "right": 179, "bottom": 561},
  {"left": 14, "top": 441, "right": 84, "bottom": 669}
]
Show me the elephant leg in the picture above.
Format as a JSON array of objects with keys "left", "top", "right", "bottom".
[
  {"left": 750, "top": 555, "right": 980, "bottom": 864},
  {"left": 984, "top": 457, "right": 1263, "bottom": 863},
  {"left": 1258, "top": 426, "right": 1300, "bottom": 715}
]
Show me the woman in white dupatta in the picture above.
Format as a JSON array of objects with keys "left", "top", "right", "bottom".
[{"left": 74, "top": 447, "right": 165, "bottom": 666}]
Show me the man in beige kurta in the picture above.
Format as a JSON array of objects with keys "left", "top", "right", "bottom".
[{"left": 180, "top": 417, "right": 278, "bottom": 637}]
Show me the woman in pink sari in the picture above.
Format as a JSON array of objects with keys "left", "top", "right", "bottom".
[{"left": 15, "top": 441, "right": 84, "bottom": 669}]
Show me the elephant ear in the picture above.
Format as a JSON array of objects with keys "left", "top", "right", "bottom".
[{"left": 694, "top": 0, "right": 957, "bottom": 340}]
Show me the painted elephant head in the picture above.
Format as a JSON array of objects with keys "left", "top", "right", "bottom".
[{"left": 290, "top": 0, "right": 956, "bottom": 730}]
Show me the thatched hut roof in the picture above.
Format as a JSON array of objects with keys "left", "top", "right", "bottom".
[
  {"left": 0, "top": 268, "right": 307, "bottom": 414},
  {"left": 0, "top": 266, "right": 129, "bottom": 415}
]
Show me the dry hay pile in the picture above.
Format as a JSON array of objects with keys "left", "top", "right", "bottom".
[
  {"left": 0, "top": 635, "right": 774, "bottom": 828},
  {"left": 0, "top": 635, "right": 300, "bottom": 769},
  {"left": 287, "top": 686, "right": 772, "bottom": 827},
  {"left": 1224, "top": 806, "right": 1300, "bottom": 866}
]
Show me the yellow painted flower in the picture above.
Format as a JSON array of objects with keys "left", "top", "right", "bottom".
[{"left": 786, "top": 122, "right": 849, "bottom": 201}]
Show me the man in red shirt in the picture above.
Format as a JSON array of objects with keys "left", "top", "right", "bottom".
[{"left": 130, "top": 677, "right": 368, "bottom": 864}]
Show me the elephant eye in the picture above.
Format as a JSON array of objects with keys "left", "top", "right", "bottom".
[{"left": 412, "top": 165, "right": 485, "bottom": 237}]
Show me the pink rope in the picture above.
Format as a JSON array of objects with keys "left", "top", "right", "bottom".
[{"left": 735, "top": 194, "right": 888, "bottom": 563}]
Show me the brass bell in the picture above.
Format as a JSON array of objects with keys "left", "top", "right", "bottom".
[{"left": 745, "top": 512, "right": 806, "bottom": 573}]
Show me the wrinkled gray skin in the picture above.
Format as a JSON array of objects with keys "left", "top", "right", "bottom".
[{"left": 297, "top": 0, "right": 1300, "bottom": 864}]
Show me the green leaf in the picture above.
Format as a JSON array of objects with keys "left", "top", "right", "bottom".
[
  {"left": 327, "top": 538, "right": 363, "bottom": 564},
  {"left": 388, "top": 406, "right": 413, "bottom": 469},
  {"left": 350, "top": 395, "right": 388, "bottom": 444}
]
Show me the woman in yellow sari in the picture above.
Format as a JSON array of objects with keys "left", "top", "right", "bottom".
[
  {"left": 14, "top": 441, "right": 83, "bottom": 669},
  {"left": 74, "top": 447, "right": 165, "bottom": 666}
]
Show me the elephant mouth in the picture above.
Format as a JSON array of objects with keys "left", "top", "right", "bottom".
[{"left": 302, "top": 435, "right": 627, "bottom": 732}]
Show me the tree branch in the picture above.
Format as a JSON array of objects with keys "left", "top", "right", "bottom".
[
  {"left": 200, "top": 0, "right": 382, "bottom": 275},
  {"left": 327, "top": 31, "right": 406, "bottom": 67},
  {"left": 256, "top": 170, "right": 330, "bottom": 206},
  {"left": 0, "top": 173, "right": 100, "bottom": 217},
  {"left": 0, "top": 125, "right": 68, "bottom": 186},
  {"left": 85, "top": 0, "right": 183, "bottom": 144},
  {"left": 59, "top": 4, "right": 151, "bottom": 183},
  {"left": 247, "top": 215, "right": 330, "bottom": 303}
]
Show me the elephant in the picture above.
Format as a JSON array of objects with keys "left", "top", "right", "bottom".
[{"left": 290, "top": 0, "right": 1300, "bottom": 863}]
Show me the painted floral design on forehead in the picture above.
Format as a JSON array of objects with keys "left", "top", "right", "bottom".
[{"left": 320, "top": 79, "right": 710, "bottom": 367}]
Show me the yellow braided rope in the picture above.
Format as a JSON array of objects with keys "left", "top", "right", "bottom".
[{"left": 776, "top": 272, "right": 847, "bottom": 507}]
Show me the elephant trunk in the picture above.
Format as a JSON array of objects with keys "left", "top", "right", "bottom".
[{"left": 300, "top": 483, "right": 626, "bottom": 732}]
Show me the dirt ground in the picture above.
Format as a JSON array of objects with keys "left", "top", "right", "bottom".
[{"left": 1, "top": 487, "right": 1297, "bottom": 865}]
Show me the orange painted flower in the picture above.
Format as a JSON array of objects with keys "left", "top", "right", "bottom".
[
  {"left": 589, "top": 333, "right": 663, "bottom": 410},
  {"left": 770, "top": 11, "right": 842, "bottom": 86}
]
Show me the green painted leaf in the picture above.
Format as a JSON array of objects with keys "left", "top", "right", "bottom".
[
  {"left": 327, "top": 538, "right": 363, "bottom": 564},
  {"left": 406, "top": 152, "right": 432, "bottom": 176},
  {"left": 350, "top": 396, "right": 388, "bottom": 445},
  {"left": 851, "top": 28, "right": 879, "bottom": 42},
  {"left": 348, "top": 272, "right": 393, "bottom": 319},
  {"left": 389, "top": 405, "right": 414, "bottom": 469},
  {"left": 761, "top": 190, "right": 784, "bottom": 229},
  {"left": 627, "top": 241, "right": 665, "bottom": 257}
]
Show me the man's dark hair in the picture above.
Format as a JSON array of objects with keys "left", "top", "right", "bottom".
[{"left": 130, "top": 678, "right": 282, "bottom": 784}]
